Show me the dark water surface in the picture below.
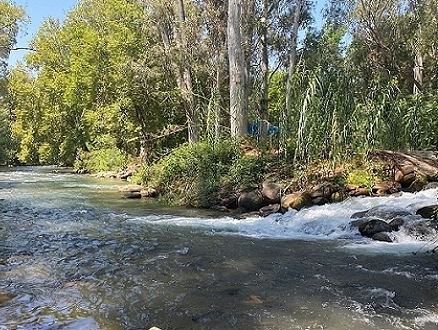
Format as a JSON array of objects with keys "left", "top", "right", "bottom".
[{"left": 1, "top": 167, "right": 438, "bottom": 329}]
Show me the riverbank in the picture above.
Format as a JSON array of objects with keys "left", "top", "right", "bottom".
[
  {"left": 95, "top": 149, "right": 438, "bottom": 211},
  {"left": 84, "top": 148, "right": 438, "bottom": 244}
]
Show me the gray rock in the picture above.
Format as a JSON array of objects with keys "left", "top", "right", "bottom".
[
  {"left": 259, "top": 203, "right": 281, "bottom": 217},
  {"left": 238, "top": 190, "right": 266, "bottom": 212},
  {"left": 371, "top": 232, "right": 393, "bottom": 242},
  {"left": 359, "top": 219, "right": 392, "bottom": 238},
  {"left": 261, "top": 182, "right": 281, "bottom": 204},
  {"left": 416, "top": 205, "right": 438, "bottom": 220},
  {"left": 122, "top": 192, "right": 142, "bottom": 199},
  {"left": 389, "top": 218, "right": 404, "bottom": 231},
  {"left": 312, "top": 197, "right": 330, "bottom": 205}
]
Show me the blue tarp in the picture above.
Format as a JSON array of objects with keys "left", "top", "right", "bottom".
[{"left": 247, "top": 123, "right": 280, "bottom": 136}]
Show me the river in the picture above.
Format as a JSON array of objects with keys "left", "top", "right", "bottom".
[{"left": 1, "top": 166, "right": 438, "bottom": 330}]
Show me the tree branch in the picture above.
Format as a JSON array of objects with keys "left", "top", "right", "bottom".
[{"left": 8, "top": 46, "right": 36, "bottom": 52}]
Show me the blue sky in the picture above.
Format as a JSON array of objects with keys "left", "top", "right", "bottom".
[{"left": 8, "top": 0, "right": 77, "bottom": 66}]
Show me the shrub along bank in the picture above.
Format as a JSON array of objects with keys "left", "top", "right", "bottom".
[
  {"left": 83, "top": 140, "right": 438, "bottom": 243},
  {"left": 89, "top": 140, "right": 438, "bottom": 213}
]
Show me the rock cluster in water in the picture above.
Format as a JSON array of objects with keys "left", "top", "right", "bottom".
[{"left": 348, "top": 206, "right": 438, "bottom": 242}]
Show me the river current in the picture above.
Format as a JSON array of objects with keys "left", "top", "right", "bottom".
[{"left": 1, "top": 166, "right": 438, "bottom": 330}]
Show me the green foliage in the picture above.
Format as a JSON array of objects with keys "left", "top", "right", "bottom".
[
  {"left": 0, "top": 106, "right": 17, "bottom": 164},
  {"left": 75, "top": 148, "right": 127, "bottom": 173},
  {"left": 0, "top": 0, "right": 27, "bottom": 71},
  {"left": 74, "top": 134, "right": 129, "bottom": 172},
  {"left": 140, "top": 140, "right": 240, "bottom": 207},
  {"left": 347, "top": 169, "right": 374, "bottom": 188},
  {"left": 0, "top": 1, "right": 27, "bottom": 164},
  {"left": 228, "top": 154, "right": 267, "bottom": 191}
]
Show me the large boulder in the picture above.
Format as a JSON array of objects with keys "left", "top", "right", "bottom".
[
  {"left": 349, "top": 187, "right": 370, "bottom": 197},
  {"left": 371, "top": 181, "right": 401, "bottom": 195},
  {"left": 238, "top": 190, "right": 266, "bottom": 212},
  {"left": 140, "top": 187, "right": 158, "bottom": 197},
  {"left": 281, "top": 192, "right": 312, "bottom": 211},
  {"left": 416, "top": 205, "right": 438, "bottom": 220},
  {"left": 309, "top": 182, "right": 338, "bottom": 199},
  {"left": 358, "top": 219, "right": 392, "bottom": 238},
  {"left": 261, "top": 182, "right": 281, "bottom": 204},
  {"left": 389, "top": 218, "right": 404, "bottom": 231},
  {"left": 351, "top": 206, "right": 412, "bottom": 221},
  {"left": 312, "top": 196, "right": 330, "bottom": 205},
  {"left": 330, "top": 191, "right": 347, "bottom": 203}
]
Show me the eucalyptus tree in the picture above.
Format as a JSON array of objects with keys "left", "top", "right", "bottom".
[
  {"left": 140, "top": 0, "right": 204, "bottom": 144},
  {"left": 228, "top": 0, "right": 247, "bottom": 138},
  {"left": 201, "top": 0, "right": 228, "bottom": 141},
  {"left": 346, "top": 0, "right": 438, "bottom": 150},
  {"left": 284, "top": 0, "right": 303, "bottom": 123}
]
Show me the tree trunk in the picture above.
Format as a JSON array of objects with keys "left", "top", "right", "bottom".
[
  {"left": 215, "top": 48, "right": 227, "bottom": 140},
  {"left": 176, "top": 0, "right": 198, "bottom": 143},
  {"left": 259, "top": 0, "right": 269, "bottom": 138},
  {"left": 284, "top": 0, "right": 302, "bottom": 129},
  {"left": 228, "top": 0, "right": 247, "bottom": 138},
  {"left": 242, "top": 0, "right": 254, "bottom": 126},
  {"left": 413, "top": 49, "right": 423, "bottom": 94}
]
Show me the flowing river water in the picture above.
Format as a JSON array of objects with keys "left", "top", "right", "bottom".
[{"left": 1, "top": 166, "right": 438, "bottom": 330}]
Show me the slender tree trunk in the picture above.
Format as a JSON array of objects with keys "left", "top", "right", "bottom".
[
  {"left": 284, "top": 0, "right": 302, "bottom": 129},
  {"left": 204, "top": 0, "right": 228, "bottom": 141},
  {"left": 215, "top": 48, "right": 227, "bottom": 140},
  {"left": 228, "top": 0, "right": 247, "bottom": 138},
  {"left": 176, "top": 0, "right": 198, "bottom": 143},
  {"left": 413, "top": 49, "right": 423, "bottom": 94},
  {"left": 259, "top": 0, "right": 269, "bottom": 138},
  {"left": 242, "top": 0, "right": 254, "bottom": 123}
]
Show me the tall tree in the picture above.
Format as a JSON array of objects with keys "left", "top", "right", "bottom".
[
  {"left": 145, "top": 0, "right": 199, "bottom": 144},
  {"left": 0, "top": 0, "right": 26, "bottom": 164},
  {"left": 284, "top": 0, "right": 303, "bottom": 124},
  {"left": 258, "top": 0, "right": 269, "bottom": 138},
  {"left": 228, "top": 0, "right": 248, "bottom": 138},
  {"left": 0, "top": 1, "right": 26, "bottom": 73},
  {"left": 202, "top": 0, "right": 228, "bottom": 141}
]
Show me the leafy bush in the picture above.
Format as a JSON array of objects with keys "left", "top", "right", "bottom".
[
  {"left": 228, "top": 154, "right": 268, "bottom": 191},
  {"left": 74, "top": 135, "right": 129, "bottom": 172},
  {"left": 140, "top": 140, "right": 240, "bottom": 207},
  {"left": 75, "top": 148, "right": 127, "bottom": 173}
]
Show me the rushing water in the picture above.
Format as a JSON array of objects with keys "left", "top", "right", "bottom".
[{"left": 1, "top": 166, "right": 438, "bottom": 330}]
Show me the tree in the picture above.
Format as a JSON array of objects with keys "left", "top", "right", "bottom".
[
  {"left": 0, "top": 0, "right": 26, "bottom": 164},
  {"left": 0, "top": 1, "right": 26, "bottom": 73},
  {"left": 228, "top": 0, "right": 248, "bottom": 138},
  {"left": 284, "top": 0, "right": 303, "bottom": 122},
  {"left": 10, "top": 0, "right": 151, "bottom": 165},
  {"left": 143, "top": 0, "right": 200, "bottom": 144}
]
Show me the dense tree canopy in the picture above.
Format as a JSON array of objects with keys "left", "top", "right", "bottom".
[
  {"left": 1, "top": 0, "right": 438, "bottom": 168},
  {"left": 0, "top": 0, "right": 26, "bottom": 163}
]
